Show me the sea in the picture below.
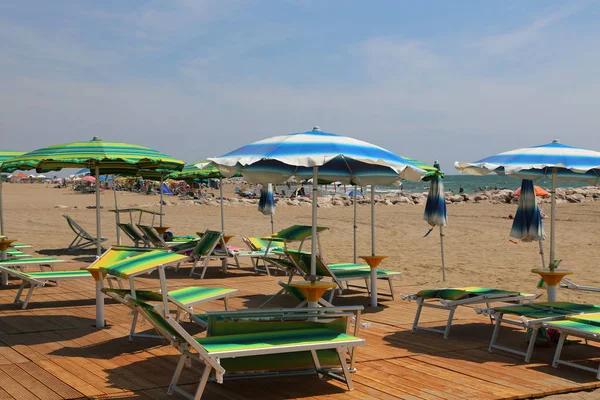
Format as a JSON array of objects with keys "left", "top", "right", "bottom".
[{"left": 316, "top": 175, "right": 596, "bottom": 196}]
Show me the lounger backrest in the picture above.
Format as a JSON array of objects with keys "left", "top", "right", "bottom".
[
  {"left": 129, "top": 298, "right": 185, "bottom": 342},
  {"left": 118, "top": 223, "right": 146, "bottom": 242},
  {"left": 137, "top": 225, "right": 166, "bottom": 248},
  {"left": 285, "top": 250, "right": 332, "bottom": 278},
  {"left": 283, "top": 249, "right": 311, "bottom": 277},
  {"left": 278, "top": 280, "right": 306, "bottom": 302},
  {"left": 243, "top": 237, "right": 283, "bottom": 252},
  {"left": 62, "top": 214, "right": 93, "bottom": 240},
  {"left": 192, "top": 230, "right": 222, "bottom": 256},
  {"left": 0, "top": 265, "right": 45, "bottom": 286}
]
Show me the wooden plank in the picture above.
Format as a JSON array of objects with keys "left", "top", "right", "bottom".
[
  {"left": 0, "top": 368, "right": 39, "bottom": 400},
  {"left": 15, "top": 362, "right": 83, "bottom": 400},
  {"left": 0, "top": 364, "right": 60, "bottom": 400}
]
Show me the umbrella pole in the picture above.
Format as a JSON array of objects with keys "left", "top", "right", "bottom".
[
  {"left": 539, "top": 241, "right": 546, "bottom": 269},
  {"left": 353, "top": 185, "right": 357, "bottom": 264},
  {"left": 440, "top": 225, "right": 446, "bottom": 281},
  {"left": 548, "top": 168, "right": 558, "bottom": 302},
  {"left": 220, "top": 178, "right": 225, "bottom": 234},
  {"left": 113, "top": 176, "right": 121, "bottom": 246},
  {"left": 370, "top": 184, "right": 378, "bottom": 307},
  {"left": 94, "top": 163, "right": 105, "bottom": 329},
  {"left": 310, "top": 167, "right": 318, "bottom": 285},
  {"left": 270, "top": 213, "right": 274, "bottom": 234},
  {"left": 0, "top": 180, "right": 4, "bottom": 235},
  {"left": 159, "top": 175, "right": 164, "bottom": 227}
]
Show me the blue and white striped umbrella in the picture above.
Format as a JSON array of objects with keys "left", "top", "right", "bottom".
[
  {"left": 209, "top": 127, "right": 427, "bottom": 185},
  {"left": 258, "top": 183, "right": 276, "bottom": 233},
  {"left": 510, "top": 179, "right": 545, "bottom": 243},
  {"left": 424, "top": 177, "right": 448, "bottom": 280}
]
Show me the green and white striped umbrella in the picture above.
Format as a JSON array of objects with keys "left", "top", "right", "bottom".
[
  {"left": 168, "top": 160, "right": 224, "bottom": 180},
  {"left": 2, "top": 138, "right": 184, "bottom": 329},
  {"left": 0, "top": 151, "right": 26, "bottom": 235}
]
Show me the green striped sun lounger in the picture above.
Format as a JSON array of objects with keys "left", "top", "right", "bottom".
[
  {"left": 129, "top": 298, "right": 364, "bottom": 399},
  {"left": 286, "top": 250, "right": 401, "bottom": 304},
  {"left": 0, "top": 257, "right": 67, "bottom": 286},
  {"left": 402, "top": 287, "right": 539, "bottom": 339},
  {"left": 0, "top": 265, "right": 92, "bottom": 309},
  {"left": 5, "top": 249, "right": 32, "bottom": 258},
  {"left": 189, "top": 230, "right": 231, "bottom": 279},
  {"left": 482, "top": 301, "right": 600, "bottom": 362},
  {"left": 544, "top": 313, "right": 600, "bottom": 378}
]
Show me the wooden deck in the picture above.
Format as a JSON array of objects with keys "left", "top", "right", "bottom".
[{"left": 1, "top": 260, "right": 600, "bottom": 400}]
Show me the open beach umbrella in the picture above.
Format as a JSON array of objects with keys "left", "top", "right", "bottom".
[
  {"left": 0, "top": 151, "right": 26, "bottom": 235},
  {"left": 3, "top": 137, "right": 184, "bottom": 328},
  {"left": 455, "top": 140, "right": 600, "bottom": 300},
  {"left": 258, "top": 183, "right": 276, "bottom": 233},
  {"left": 210, "top": 126, "right": 428, "bottom": 307},
  {"left": 424, "top": 171, "right": 448, "bottom": 281},
  {"left": 510, "top": 179, "right": 546, "bottom": 269}
]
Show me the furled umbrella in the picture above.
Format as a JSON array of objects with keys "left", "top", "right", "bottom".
[
  {"left": 510, "top": 179, "right": 546, "bottom": 269},
  {"left": 258, "top": 183, "right": 276, "bottom": 233},
  {"left": 455, "top": 139, "right": 600, "bottom": 301},
  {"left": 0, "top": 151, "right": 26, "bottom": 235},
  {"left": 210, "top": 126, "right": 428, "bottom": 307},
  {"left": 3, "top": 137, "right": 185, "bottom": 328},
  {"left": 423, "top": 170, "right": 448, "bottom": 281}
]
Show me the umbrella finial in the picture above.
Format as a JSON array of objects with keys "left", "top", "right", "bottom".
[
  {"left": 552, "top": 139, "right": 560, "bottom": 143},
  {"left": 92, "top": 137, "right": 102, "bottom": 142},
  {"left": 312, "top": 126, "right": 321, "bottom": 131}
]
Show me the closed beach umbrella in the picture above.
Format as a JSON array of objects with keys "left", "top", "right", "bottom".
[
  {"left": 0, "top": 151, "right": 26, "bottom": 235},
  {"left": 210, "top": 126, "right": 429, "bottom": 307},
  {"left": 510, "top": 179, "right": 546, "bottom": 268},
  {"left": 455, "top": 140, "right": 600, "bottom": 300},
  {"left": 424, "top": 173, "right": 448, "bottom": 281},
  {"left": 258, "top": 183, "right": 276, "bottom": 233},
  {"left": 3, "top": 137, "right": 184, "bottom": 328}
]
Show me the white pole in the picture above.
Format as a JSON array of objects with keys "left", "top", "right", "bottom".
[
  {"left": 0, "top": 180, "right": 4, "bottom": 235},
  {"left": 440, "top": 226, "right": 446, "bottom": 281},
  {"left": 549, "top": 169, "right": 557, "bottom": 268},
  {"left": 270, "top": 214, "right": 274, "bottom": 234},
  {"left": 1, "top": 247, "right": 7, "bottom": 285},
  {"left": 159, "top": 174, "right": 164, "bottom": 227},
  {"left": 113, "top": 177, "right": 120, "bottom": 246},
  {"left": 353, "top": 185, "right": 357, "bottom": 264},
  {"left": 95, "top": 280, "right": 105, "bottom": 328},
  {"left": 310, "top": 167, "right": 318, "bottom": 281},
  {"left": 95, "top": 164, "right": 102, "bottom": 257},
  {"left": 539, "top": 241, "right": 546, "bottom": 269},
  {"left": 219, "top": 178, "right": 225, "bottom": 234},
  {"left": 370, "top": 184, "right": 377, "bottom": 307}
]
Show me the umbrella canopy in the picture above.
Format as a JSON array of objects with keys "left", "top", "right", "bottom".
[
  {"left": 210, "top": 126, "right": 429, "bottom": 302},
  {"left": 0, "top": 151, "right": 25, "bottom": 235},
  {"left": 424, "top": 175, "right": 448, "bottom": 280},
  {"left": 2, "top": 137, "right": 184, "bottom": 328},
  {"left": 510, "top": 179, "right": 545, "bottom": 243},
  {"left": 82, "top": 176, "right": 96, "bottom": 182},
  {"left": 168, "top": 160, "right": 224, "bottom": 180},
  {"left": 456, "top": 140, "right": 600, "bottom": 300},
  {"left": 514, "top": 185, "right": 548, "bottom": 197}
]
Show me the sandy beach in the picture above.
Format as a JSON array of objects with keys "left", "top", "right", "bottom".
[{"left": 3, "top": 182, "right": 599, "bottom": 305}]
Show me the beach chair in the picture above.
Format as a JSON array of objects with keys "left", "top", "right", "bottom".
[
  {"left": 544, "top": 313, "right": 600, "bottom": 378},
  {"left": 0, "top": 265, "right": 92, "bottom": 309},
  {"left": 0, "top": 257, "right": 66, "bottom": 272},
  {"left": 286, "top": 250, "right": 401, "bottom": 303},
  {"left": 189, "top": 230, "right": 230, "bottom": 278},
  {"left": 402, "top": 287, "right": 539, "bottom": 339},
  {"left": 62, "top": 214, "right": 107, "bottom": 251},
  {"left": 480, "top": 301, "right": 600, "bottom": 362},
  {"left": 242, "top": 237, "right": 287, "bottom": 275},
  {"left": 272, "top": 280, "right": 334, "bottom": 308},
  {"left": 117, "top": 223, "right": 149, "bottom": 247},
  {"left": 136, "top": 224, "right": 198, "bottom": 255},
  {"left": 131, "top": 297, "right": 364, "bottom": 399},
  {"left": 560, "top": 278, "right": 600, "bottom": 293}
]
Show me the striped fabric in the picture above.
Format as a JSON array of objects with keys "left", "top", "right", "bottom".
[
  {"left": 209, "top": 127, "right": 429, "bottom": 184},
  {"left": 88, "top": 247, "right": 154, "bottom": 272},
  {"left": 26, "top": 270, "right": 91, "bottom": 279},
  {"left": 455, "top": 140, "right": 600, "bottom": 184},
  {"left": 547, "top": 319, "right": 600, "bottom": 334},
  {"left": 270, "top": 225, "right": 328, "bottom": 242},
  {"left": 291, "top": 250, "right": 397, "bottom": 278},
  {"left": 424, "top": 177, "right": 447, "bottom": 228},
  {"left": 566, "top": 312, "right": 600, "bottom": 326},
  {"left": 416, "top": 287, "right": 522, "bottom": 301},
  {"left": 168, "top": 286, "right": 237, "bottom": 305},
  {"left": 196, "top": 328, "right": 361, "bottom": 354},
  {"left": 0, "top": 151, "right": 25, "bottom": 172},
  {"left": 2, "top": 138, "right": 184, "bottom": 174},
  {"left": 494, "top": 302, "right": 600, "bottom": 318},
  {"left": 258, "top": 183, "right": 275, "bottom": 216},
  {"left": 99, "top": 250, "right": 188, "bottom": 278},
  {"left": 510, "top": 179, "right": 545, "bottom": 242},
  {"left": 244, "top": 237, "right": 284, "bottom": 252},
  {"left": 168, "top": 160, "right": 225, "bottom": 180},
  {"left": 0, "top": 257, "right": 65, "bottom": 267},
  {"left": 192, "top": 231, "right": 222, "bottom": 256}
]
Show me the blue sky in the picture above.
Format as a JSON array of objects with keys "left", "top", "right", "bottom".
[{"left": 1, "top": 0, "right": 599, "bottom": 173}]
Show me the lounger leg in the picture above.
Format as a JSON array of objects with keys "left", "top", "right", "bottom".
[
  {"left": 129, "top": 311, "right": 139, "bottom": 341},
  {"left": 21, "top": 284, "right": 37, "bottom": 309},
  {"left": 412, "top": 298, "right": 424, "bottom": 333},
  {"left": 443, "top": 306, "right": 456, "bottom": 339},
  {"left": 223, "top": 297, "right": 229, "bottom": 311},
  {"left": 259, "top": 288, "right": 285, "bottom": 308},
  {"left": 525, "top": 326, "right": 538, "bottom": 363},
  {"left": 189, "top": 259, "right": 198, "bottom": 277},
  {"left": 201, "top": 259, "right": 209, "bottom": 279},
  {"left": 552, "top": 331, "right": 567, "bottom": 369},
  {"left": 388, "top": 278, "right": 395, "bottom": 300},
  {"left": 489, "top": 312, "right": 503, "bottom": 352},
  {"left": 14, "top": 282, "right": 26, "bottom": 304},
  {"left": 193, "top": 364, "right": 213, "bottom": 400},
  {"left": 311, "top": 349, "right": 323, "bottom": 378},
  {"left": 168, "top": 354, "right": 188, "bottom": 395},
  {"left": 337, "top": 348, "right": 354, "bottom": 391}
]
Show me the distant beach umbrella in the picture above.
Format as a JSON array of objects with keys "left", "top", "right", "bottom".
[
  {"left": 456, "top": 140, "right": 600, "bottom": 301},
  {"left": 424, "top": 174, "right": 448, "bottom": 281},
  {"left": 258, "top": 184, "right": 276, "bottom": 233},
  {"left": 0, "top": 151, "right": 26, "bottom": 235},
  {"left": 3, "top": 137, "right": 184, "bottom": 328},
  {"left": 210, "top": 126, "right": 430, "bottom": 307},
  {"left": 513, "top": 185, "right": 548, "bottom": 197},
  {"left": 510, "top": 179, "right": 546, "bottom": 269},
  {"left": 82, "top": 175, "right": 96, "bottom": 182}
]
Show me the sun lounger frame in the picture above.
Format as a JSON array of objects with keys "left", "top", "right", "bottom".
[{"left": 63, "top": 214, "right": 107, "bottom": 251}]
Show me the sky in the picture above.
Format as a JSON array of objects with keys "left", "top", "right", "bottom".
[{"left": 1, "top": 0, "right": 599, "bottom": 174}]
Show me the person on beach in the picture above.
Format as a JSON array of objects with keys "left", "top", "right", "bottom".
[{"left": 459, "top": 185, "right": 464, "bottom": 194}]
